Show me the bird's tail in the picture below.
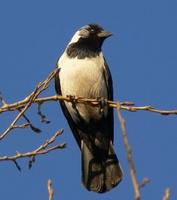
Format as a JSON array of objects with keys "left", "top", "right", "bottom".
[{"left": 81, "top": 140, "right": 123, "bottom": 193}]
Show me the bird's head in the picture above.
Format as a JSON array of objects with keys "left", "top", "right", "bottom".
[
  {"left": 67, "top": 24, "right": 112, "bottom": 59},
  {"left": 79, "top": 24, "right": 112, "bottom": 41},
  {"left": 69, "top": 24, "right": 112, "bottom": 53}
]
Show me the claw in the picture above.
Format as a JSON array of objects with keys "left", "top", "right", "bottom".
[{"left": 97, "top": 97, "right": 108, "bottom": 115}]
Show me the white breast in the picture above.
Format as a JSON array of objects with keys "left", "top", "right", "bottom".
[
  {"left": 58, "top": 52, "right": 107, "bottom": 98},
  {"left": 57, "top": 52, "right": 108, "bottom": 122}
]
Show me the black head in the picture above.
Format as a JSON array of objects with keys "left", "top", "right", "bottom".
[{"left": 66, "top": 24, "right": 112, "bottom": 59}]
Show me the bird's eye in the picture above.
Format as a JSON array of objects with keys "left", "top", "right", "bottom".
[{"left": 90, "top": 29, "right": 95, "bottom": 33}]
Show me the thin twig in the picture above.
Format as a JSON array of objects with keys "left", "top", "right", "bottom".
[
  {"left": 12, "top": 123, "right": 31, "bottom": 129},
  {"left": 18, "top": 109, "right": 41, "bottom": 133},
  {"left": 0, "top": 89, "right": 39, "bottom": 140},
  {"left": 116, "top": 102, "right": 140, "bottom": 200},
  {"left": 0, "top": 92, "right": 8, "bottom": 106},
  {"left": 0, "top": 68, "right": 59, "bottom": 140},
  {"left": 48, "top": 179, "right": 54, "bottom": 200},
  {"left": 0, "top": 130, "right": 65, "bottom": 163},
  {"left": 37, "top": 102, "right": 50, "bottom": 124},
  {"left": 139, "top": 177, "right": 150, "bottom": 188},
  {"left": 162, "top": 188, "right": 171, "bottom": 200}
]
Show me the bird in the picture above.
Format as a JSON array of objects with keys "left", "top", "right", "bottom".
[{"left": 55, "top": 23, "right": 123, "bottom": 193}]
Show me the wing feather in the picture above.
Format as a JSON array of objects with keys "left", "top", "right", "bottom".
[
  {"left": 54, "top": 67, "right": 82, "bottom": 147},
  {"left": 103, "top": 58, "right": 114, "bottom": 142}
]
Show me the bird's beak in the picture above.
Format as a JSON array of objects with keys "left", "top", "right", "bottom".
[{"left": 97, "top": 31, "right": 113, "bottom": 38}]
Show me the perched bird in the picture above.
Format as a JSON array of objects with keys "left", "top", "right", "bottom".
[{"left": 55, "top": 24, "right": 123, "bottom": 193}]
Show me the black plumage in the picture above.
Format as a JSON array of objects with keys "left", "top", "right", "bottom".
[{"left": 55, "top": 24, "right": 123, "bottom": 193}]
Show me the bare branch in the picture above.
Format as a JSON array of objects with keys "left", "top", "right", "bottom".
[
  {"left": 1, "top": 94, "right": 177, "bottom": 116},
  {"left": 162, "top": 188, "right": 171, "bottom": 200},
  {"left": 0, "top": 68, "right": 59, "bottom": 140},
  {"left": 37, "top": 102, "right": 50, "bottom": 124},
  {"left": 139, "top": 177, "right": 150, "bottom": 189},
  {"left": 121, "top": 104, "right": 177, "bottom": 115},
  {"left": 0, "top": 130, "right": 66, "bottom": 165},
  {"left": 0, "top": 90, "right": 39, "bottom": 140},
  {"left": 18, "top": 109, "right": 41, "bottom": 133},
  {"left": 12, "top": 123, "right": 31, "bottom": 129},
  {"left": 0, "top": 92, "right": 8, "bottom": 106},
  {"left": 13, "top": 160, "right": 21, "bottom": 171},
  {"left": 116, "top": 103, "right": 140, "bottom": 200},
  {"left": 48, "top": 179, "right": 54, "bottom": 200}
]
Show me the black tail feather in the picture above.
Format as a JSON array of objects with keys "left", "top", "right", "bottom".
[{"left": 81, "top": 140, "right": 123, "bottom": 193}]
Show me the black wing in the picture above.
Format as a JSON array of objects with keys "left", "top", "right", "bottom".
[
  {"left": 103, "top": 57, "right": 114, "bottom": 142},
  {"left": 54, "top": 67, "right": 82, "bottom": 147}
]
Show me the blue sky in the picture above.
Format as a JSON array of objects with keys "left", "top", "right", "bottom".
[{"left": 0, "top": 0, "right": 177, "bottom": 199}]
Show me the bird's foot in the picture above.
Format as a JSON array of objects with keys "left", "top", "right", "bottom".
[{"left": 97, "top": 97, "right": 108, "bottom": 115}]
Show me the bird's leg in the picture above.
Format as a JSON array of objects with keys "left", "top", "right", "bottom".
[
  {"left": 66, "top": 95, "right": 77, "bottom": 108},
  {"left": 97, "top": 97, "right": 108, "bottom": 115},
  {"left": 67, "top": 95, "right": 85, "bottom": 124},
  {"left": 66, "top": 94, "right": 76, "bottom": 101}
]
